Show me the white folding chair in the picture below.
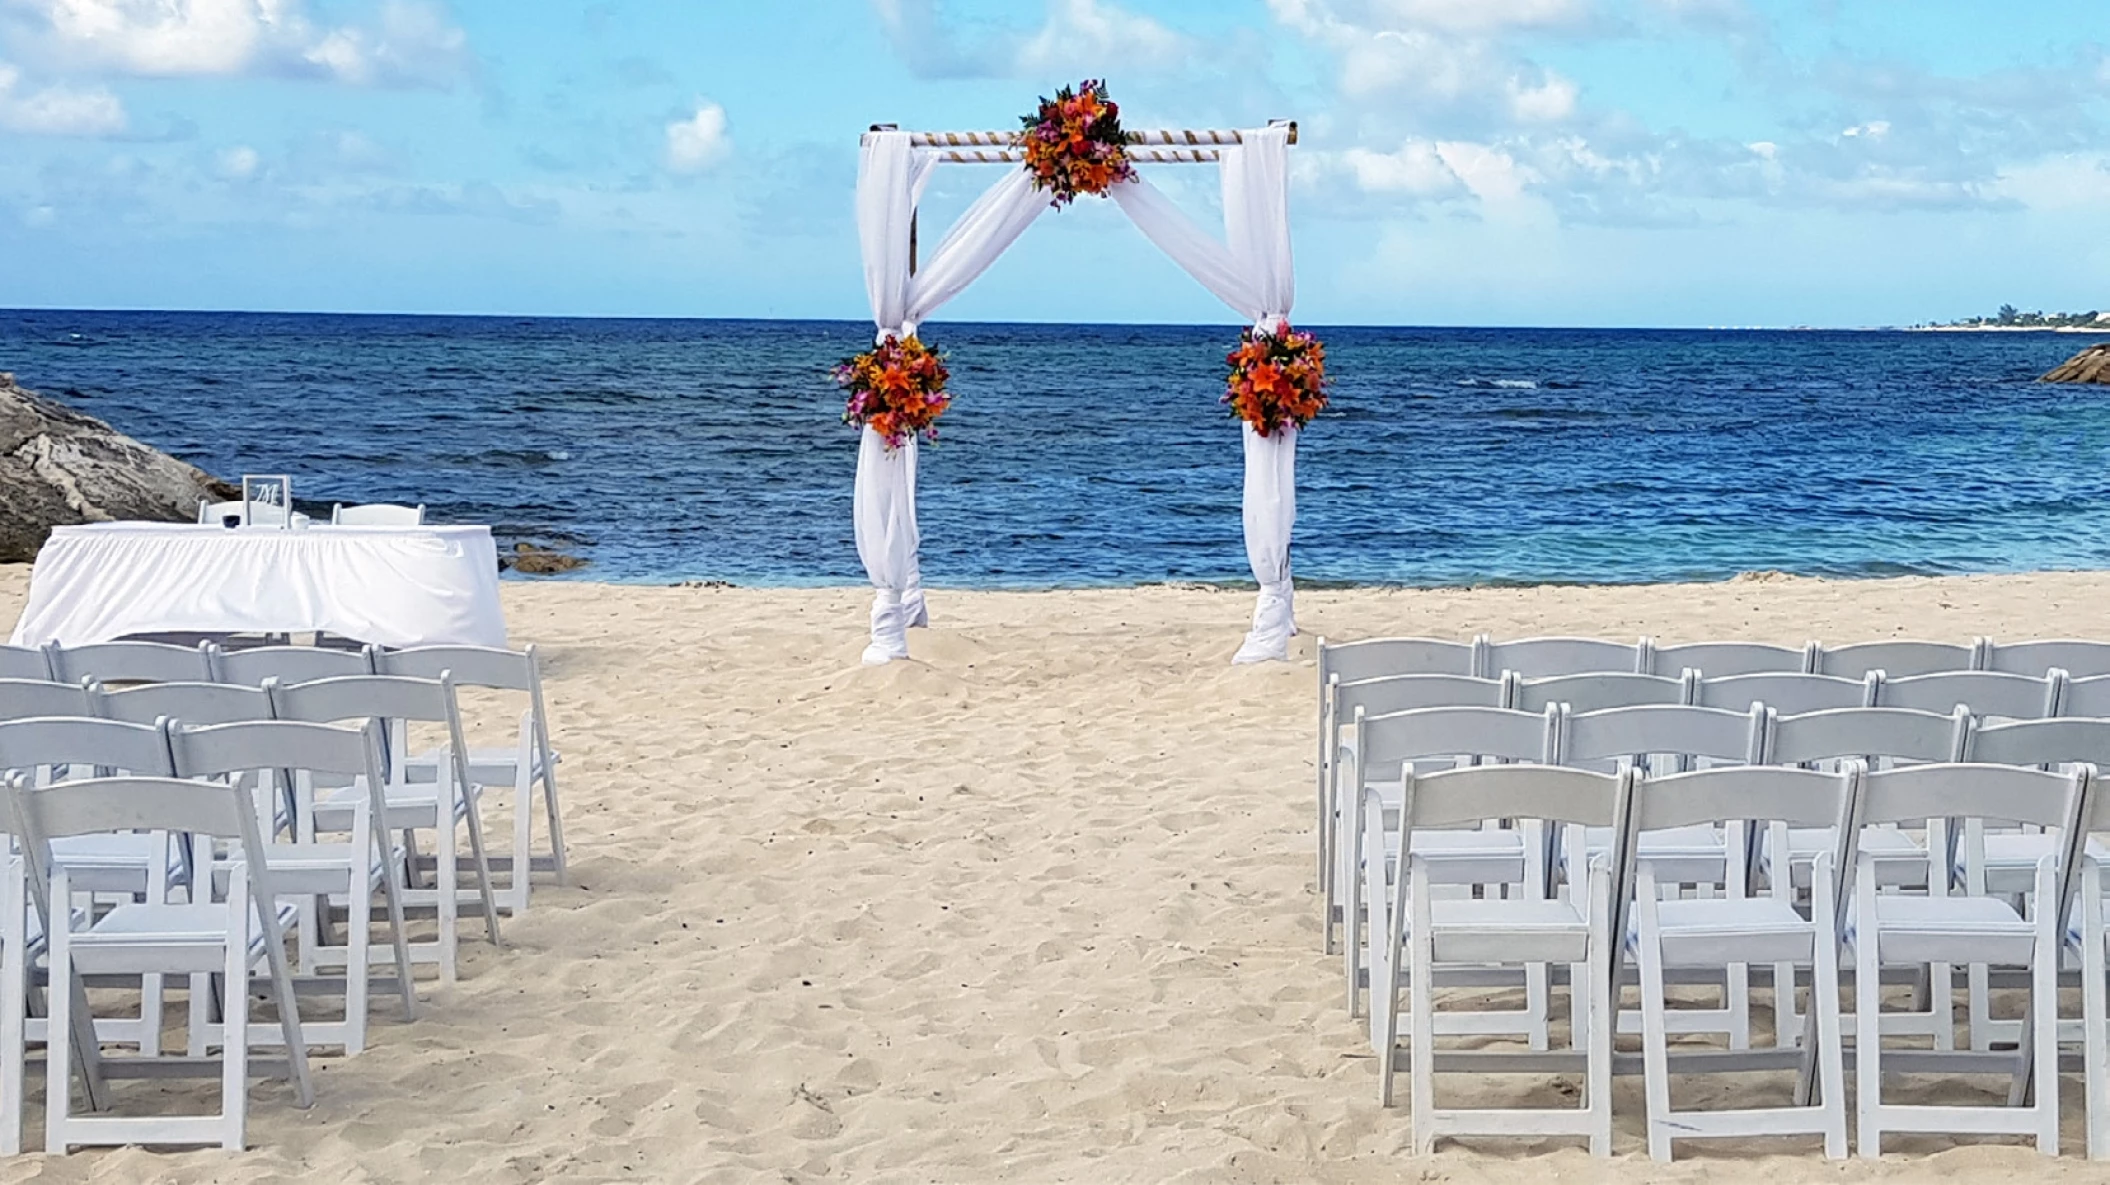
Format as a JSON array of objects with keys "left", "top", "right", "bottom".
[
  {"left": 330, "top": 503, "right": 426, "bottom": 526},
  {"left": 1316, "top": 638, "right": 1480, "bottom": 890},
  {"left": 268, "top": 675, "right": 503, "bottom": 984},
  {"left": 1513, "top": 671, "right": 1692, "bottom": 716},
  {"left": 1844, "top": 762, "right": 2084, "bottom": 1158},
  {"left": 1983, "top": 638, "right": 2110, "bottom": 679},
  {"left": 1479, "top": 635, "right": 1648, "bottom": 679},
  {"left": 0, "top": 647, "right": 51, "bottom": 682},
  {"left": 46, "top": 640, "right": 215, "bottom": 685},
  {"left": 10, "top": 770, "right": 314, "bottom": 1151},
  {"left": 0, "top": 716, "right": 188, "bottom": 1055},
  {"left": 1876, "top": 670, "right": 2063, "bottom": 722},
  {"left": 1557, "top": 703, "right": 1767, "bottom": 1048},
  {"left": 1347, "top": 703, "right": 1554, "bottom": 1040},
  {"left": 0, "top": 678, "right": 94, "bottom": 721},
  {"left": 208, "top": 644, "right": 377, "bottom": 687},
  {"left": 169, "top": 720, "right": 418, "bottom": 1054},
  {"left": 1626, "top": 765, "right": 1852, "bottom": 1161},
  {"left": 1374, "top": 764, "right": 1627, "bottom": 1156},
  {"left": 374, "top": 645, "right": 567, "bottom": 916},
  {"left": 1813, "top": 639, "right": 1981, "bottom": 680},
  {"left": 1320, "top": 673, "right": 1509, "bottom": 953},
  {"left": 1693, "top": 670, "right": 1877, "bottom": 715},
  {"left": 1647, "top": 640, "right": 1814, "bottom": 679}
]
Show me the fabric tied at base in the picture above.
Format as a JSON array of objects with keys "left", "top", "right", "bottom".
[
  {"left": 853, "top": 426, "right": 919, "bottom": 664},
  {"left": 1232, "top": 420, "right": 1297, "bottom": 664}
]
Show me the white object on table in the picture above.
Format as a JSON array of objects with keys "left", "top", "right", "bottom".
[{"left": 9, "top": 523, "right": 506, "bottom": 650}]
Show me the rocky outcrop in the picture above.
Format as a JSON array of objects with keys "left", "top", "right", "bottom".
[
  {"left": 2043, "top": 344, "right": 2110, "bottom": 384},
  {"left": 1, "top": 372, "right": 235, "bottom": 562},
  {"left": 504, "top": 541, "right": 589, "bottom": 574}
]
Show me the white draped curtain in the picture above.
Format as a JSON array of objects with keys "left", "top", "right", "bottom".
[{"left": 852, "top": 123, "right": 1302, "bottom": 665}]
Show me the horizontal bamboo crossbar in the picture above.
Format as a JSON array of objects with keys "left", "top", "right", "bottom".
[{"left": 864, "top": 121, "right": 1296, "bottom": 161}]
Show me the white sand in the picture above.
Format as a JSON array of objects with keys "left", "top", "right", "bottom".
[{"left": 6, "top": 565, "right": 2110, "bottom": 1181}]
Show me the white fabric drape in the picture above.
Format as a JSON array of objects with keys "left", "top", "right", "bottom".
[
  {"left": 1113, "top": 124, "right": 1301, "bottom": 663},
  {"left": 854, "top": 132, "right": 1047, "bottom": 663}
]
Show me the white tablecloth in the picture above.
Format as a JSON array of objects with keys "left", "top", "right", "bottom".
[{"left": 9, "top": 523, "right": 507, "bottom": 649}]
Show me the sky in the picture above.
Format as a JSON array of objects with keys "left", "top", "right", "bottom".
[{"left": 0, "top": 0, "right": 2104, "bottom": 327}]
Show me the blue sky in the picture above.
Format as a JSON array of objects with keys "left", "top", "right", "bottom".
[{"left": 0, "top": 0, "right": 2103, "bottom": 326}]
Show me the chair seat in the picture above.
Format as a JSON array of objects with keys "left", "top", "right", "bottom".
[
  {"left": 1844, "top": 895, "right": 2039, "bottom": 966},
  {"left": 67, "top": 901, "right": 297, "bottom": 974},
  {"left": 1570, "top": 824, "right": 1726, "bottom": 885},
  {"left": 1418, "top": 897, "right": 1593, "bottom": 964},
  {"left": 1768, "top": 826, "right": 1925, "bottom": 888},
  {"left": 1974, "top": 834, "right": 2101, "bottom": 893},
  {"left": 1628, "top": 897, "right": 1815, "bottom": 965},
  {"left": 404, "top": 745, "right": 550, "bottom": 784}
]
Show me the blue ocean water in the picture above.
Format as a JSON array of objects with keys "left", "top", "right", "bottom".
[{"left": 1, "top": 309, "right": 2104, "bottom": 588}]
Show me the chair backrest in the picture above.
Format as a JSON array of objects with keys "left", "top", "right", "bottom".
[
  {"left": 0, "top": 678, "right": 94, "bottom": 721},
  {"left": 1479, "top": 636, "right": 1645, "bottom": 679},
  {"left": 1766, "top": 706, "right": 1967, "bottom": 766},
  {"left": 168, "top": 719, "right": 383, "bottom": 783},
  {"left": 1354, "top": 705, "right": 1555, "bottom": 784},
  {"left": 372, "top": 645, "right": 534, "bottom": 691},
  {"left": 2059, "top": 675, "right": 2110, "bottom": 720},
  {"left": 332, "top": 502, "right": 426, "bottom": 526},
  {"left": 1983, "top": 639, "right": 2110, "bottom": 679},
  {"left": 1333, "top": 674, "right": 1508, "bottom": 724},
  {"left": 199, "top": 499, "right": 294, "bottom": 527},
  {"left": 0, "top": 716, "right": 176, "bottom": 776},
  {"left": 46, "top": 640, "right": 214, "bottom": 685},
  {"left": 1647, "top": 640, "right": 1813, "bottom": 679},
  {"left": 1812, "top": 639, "right": 1978, "bottom": 680},
  {"left": 0, "top": 645, "right": 52, "bottom": 681},
  {"left": 210, "top": 643, "right": 376, "bottom": 687},
  {"left": 1875, "top": 670, "right": 2061, "bottom": 721},
  {"left": 1966, "top": 718, "right": 2110, "bottom": 768},
  {"left": 1512, "top": 671, "right": 1689, "bottom": 715},
  {"left": 1318, "top": 637, "right": 1477, "bottom": 687},
  {"left": 1558, "top": 703, "right": 1764, "bottom": 769},
  {"left": 1402, "top": 763, "right": 1630, "bottom": 832},
  {"left": 1851, "top": 762, "right": 2083, "bottom": 833},
  {"left": 1693, "top": 671, "right": 1874, "bottom": 716},
  {"left": 94, "top": 681, "right": 275, "bottom": 727},
  {"left": 10, "top": 774, "right": 259, "bottom": 843},
  {"left": 267, "top": 674, "right": 453, "bottom": 726},
  {"left": 1630, "top": 764, "right": 1854, "bottom": 833}
]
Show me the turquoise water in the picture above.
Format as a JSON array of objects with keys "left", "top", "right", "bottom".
[{"left": 1, "top": 310, "right": 2102, "bottom": 587}]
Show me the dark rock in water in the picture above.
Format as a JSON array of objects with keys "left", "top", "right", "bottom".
[
  {"left": 2042, "top": 343, "right": 2110, "bottom": 384},
  {"left": 505, "top": 541, "right": 589, "bottom": 574},
  {"left": 0, "top": 372, "right": 236, "bottom": 563}
]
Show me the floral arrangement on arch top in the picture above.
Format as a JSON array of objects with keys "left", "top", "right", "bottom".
[{"left": 1017, "top": 80, "right": 1136, "bottom": 207}]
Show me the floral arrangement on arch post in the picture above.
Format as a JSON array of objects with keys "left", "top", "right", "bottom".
[
  {"left": 1224, "top": 325, "right": 1328, "bottom": 437},
  {"left": 836, "top": 334, "right": 952, "bottom": 449},
  {"left": 1017, "top": 80, "right": 1136, "bottom": 207}
]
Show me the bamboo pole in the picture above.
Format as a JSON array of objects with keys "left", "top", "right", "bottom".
[{"left": 864, "top": 120, "right": 1297, "bottom": 153}]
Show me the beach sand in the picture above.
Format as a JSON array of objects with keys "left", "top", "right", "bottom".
[{"left": 6, "top": 564, "right": 2110, "bottom": 1182}]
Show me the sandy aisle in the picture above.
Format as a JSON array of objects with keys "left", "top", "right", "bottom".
[{"left": 5, "top": 566, "right": 2110, "bottom": 1183}]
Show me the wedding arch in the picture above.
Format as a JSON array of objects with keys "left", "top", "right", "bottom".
[{"left": 848, "top": 85, "right": 1317, "bottom": 667}]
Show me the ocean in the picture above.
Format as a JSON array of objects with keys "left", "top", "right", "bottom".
[{"left": 1, "top": 309, "right": 2103, "bottom": 588}]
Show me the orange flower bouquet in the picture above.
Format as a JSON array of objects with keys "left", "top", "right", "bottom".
[
  {"left": 1224, "top": 326, "right": 1328, "bottom": 437},
  {"left": 836, "top": 335, "right": 951, "bottom": 449},
  {"left": 1018, "top": 79, "right": 1135, "bottom": 207}
]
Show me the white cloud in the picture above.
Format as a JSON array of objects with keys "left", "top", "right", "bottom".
[
  {"left": 664, "top": 101, "right": 730, "bottom": 174},
  {"left": 1509, "top": 73, "right": 1577, "bottom": 121},
  {"left": 1995, "top": 154, "right": 2110, "bottom": 212},
  {"left": 0, "top": 60, "right": 126, "bottom": 134},
  {"left": 1342, "top": 137, "right": 1462, "bottom": 195},
  {"left": 1435, "top": 140, "right": 1535, "bottom": 202},
  {"left": 217, "top": 144, "right": 259, "bottom": 179},
  {"left": 1015, "top": 0, "right": 1187, "bottom": 76},
  {"left": 1840, "top": 120, "right": 1892, "bottom": 139},
  {"left": 12, "top": 0, "right": 469, "bottom": 86},
  {"left": 1364, "top": 0, "right": 1588, "bottom": 34}
]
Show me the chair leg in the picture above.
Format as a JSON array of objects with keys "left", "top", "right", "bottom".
[
  {"left": 1637, "top": 907, "right": 1673, "bottom": 1160},
  {"left": 220, "top": 937, "right": 247, "bottom": 1150},
  {"left": 508, "top": 769, "right": 533, "bottom": 915},
  {"left": 1854, "top": 882, "right": 1882, "bottom": 1159},
  {"left": 458, "top": 789, "right": 505, "bottom": 946},
  {"left": 345, "top": 878, "right": 371, "bottom": 1056},
  {"left": 1, "top": 876, "right": 25, "bottom": 1157},
  {"left": 2087, "top": 868, "right": 2110, "bottom": 1160},
  {"left": 1408, "top": 880, "right": 1437, "bottom": 1153},
  {"left": 1586, "top": 867, "right": 1613, "bottom": 1158},
  {"left": 437, "top": 816, "right": 459, "bottom": 986},
  {"left": 1774, "top": 957, "right": 1800, "bottom": 1048},
  {"left": 45, "top": 925, "right": 72, "bottom": 1155},
  {"left": 2033, "top": 905, "right": 2061, "bottom": 1155}
]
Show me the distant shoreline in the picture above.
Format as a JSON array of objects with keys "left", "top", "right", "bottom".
[{"left": 1906, "top": 324, "right": 2110, "bottom": 334}]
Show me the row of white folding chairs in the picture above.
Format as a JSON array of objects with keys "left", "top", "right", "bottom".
[
  {"left": 0, "top": 710, "right": 457, "bottom": 1152},
  {"left": 1321, "top": 634, "right": 2110, "bottom": 687},
  {"left": 1364, "top": 756, "right": 2110, "bottom": 1161},
  {"left": 1319, "top": 666, "right": 2077, "bottom": 952},
  {"left": 0, "top": 639, "right": 566, "bottom": 916}
]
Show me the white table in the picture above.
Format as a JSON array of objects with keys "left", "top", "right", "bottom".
[{"left": 9, "top": 522, "right": 507, "bottom": 649}]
